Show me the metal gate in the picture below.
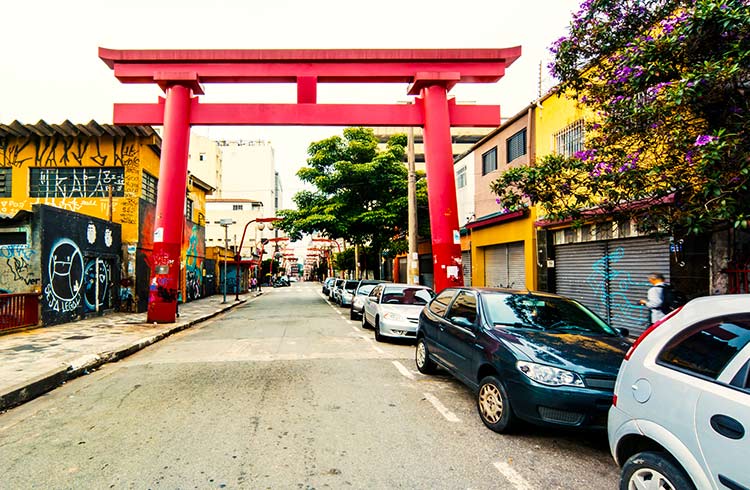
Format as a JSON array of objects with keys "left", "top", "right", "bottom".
[
  {"left": 484, "top": 242, "right": 525, "bottom": 289},
  {"left": 462, "top": 250, "right": 472, "bottom": 286},
  {"left": 555, "top": 237, "right": 670, "bottom": 335}
]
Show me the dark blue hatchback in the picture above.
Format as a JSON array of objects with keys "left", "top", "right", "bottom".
[{"left": 415, "top": 287, "right": 631, "bottom": 433}]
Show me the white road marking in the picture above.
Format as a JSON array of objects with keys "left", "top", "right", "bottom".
[
  {"left": 493, "top": 461, "right": 534, "bottom": 490},
  {"left": 358, "top": 334, "right": 385, "bottom": 354},
  {"left": 423, "top": 392, "right": 460, "bottom": 422},
  {"left": 392, "top": 360, "right": 415, "bottom": 380}
]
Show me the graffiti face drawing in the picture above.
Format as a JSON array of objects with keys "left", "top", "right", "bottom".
[
  {"left": 104, "top": 228, "right": 113, "bottom": 247},
  {"left": 86, "top": 223, "right": 97, "bottom": 245},
  {"left": 46, "top": 238, "right": 84, "bottom": 309},
  {"left": 84, "top": 259, "right": 111, "bottom": 311}
]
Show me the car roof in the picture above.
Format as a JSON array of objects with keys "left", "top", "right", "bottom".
[
  {"left": 380, "top": 282, "right": 432, "bottom": 290},
  {"left": 439, "top": 286, "right": 565, "bottom": 299},
  {"left": 358, "top": 279, "right": 385, "bottom": 284}
]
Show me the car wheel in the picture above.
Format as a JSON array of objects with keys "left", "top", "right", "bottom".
[
  {"left": 415, "top": 337, "right": 437, "bottom": 374},
  {"left": 374, "top": 317, "right": 383, "bottom": 342},
  {"left": 362, "top": 311, "right": 369, "bottom": 329},
  {"left": 350, "top": 309, "right": 358, "bottom": 321},
  {"left": 620, "top": 451, "right": 695, "bottom": 490},
  {"left": 476, "top": 376, "right": 516, "bottom": 433}
]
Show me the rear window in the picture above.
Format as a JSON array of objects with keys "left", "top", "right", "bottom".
[
  {"left": 658, "top": 313, "right": 750, "bottom": 380},
  {"left": 344, "top": 281, "right": 358, "bottom": 291},
  {"left": 429, "top": 289, "right": 456, "bottom": 317},
  {"left": 382, "top": 287, "right": 434, "bottom": 305},
  {"left": 357, "top": 284, "right": 378, "bottom": 295}
]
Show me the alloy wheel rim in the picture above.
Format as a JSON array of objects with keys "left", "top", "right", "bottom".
[
  {"left": 416, "top": 342, "right": 426, "bottom": 367},
  {"left": 478, "top": 383, "right": 503, "bottom": 423},
  {"left": 629, "top": 468, "right": 675, "bottom": 490}
]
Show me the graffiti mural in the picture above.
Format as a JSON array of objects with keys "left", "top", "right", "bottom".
[
  {"left": 586, "top": 246, "right": 646, "bottom": 322},
  {"left": 0, "top": 243, "right": 39, "bottom": 291},
  {"left": 39, "top": 205, "right": 121, "bottom": 326},
  {"left": 184, "top": 224, "right": 204, "bottom": 301}
]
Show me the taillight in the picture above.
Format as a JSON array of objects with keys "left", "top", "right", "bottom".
[
  {"left": 613, "top": 394, "right": 618, "bottom": 407},
  {"left": 624, "top": 306, "right": 683, "bottom": 361}
]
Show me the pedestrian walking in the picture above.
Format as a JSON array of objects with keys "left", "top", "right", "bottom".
[{"left": 639, "top": 272, "right": 668, "bottom": 324}]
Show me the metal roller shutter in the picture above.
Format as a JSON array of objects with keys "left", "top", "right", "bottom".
[
  {"left": 462, "top": 251, "right": 472, "bottom": 286},
  {"left": 508, "top": 242, "right": 526, "bottom": 290},
  {"left": 398, "top": 257, "right": 407, "bottom": 284},
  {"left": 485, "top": 245, "right": 509, "bottom": 288},
  {"left": 555, "top": 242, "right": 609, "bottom": 323},
  {"left": 555, "top": 237, "right": 670, "bottom": 336},
  {"left": 607, "top": 237, "right": 670, "bottom": 335}
]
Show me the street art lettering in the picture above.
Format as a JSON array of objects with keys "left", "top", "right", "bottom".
[
  {"left": 44, "top": 238, "right": 84, "bottom": 313},
  {"left": 0, "top": 140, "right": 32, "bottom": 168},
  {"left": 31, "top": 167, "right": 126, "bottom": 199},
  {"left": 0, "top": 244, "right": 35, "bottom": 261},
  {"left": 6, "top": 256, "right": 40, "bottom": 286},
  {"left": 2, "top": 136, "right": 141, "bottom": 170},
  {"left": 586, "top": 246, "right": 644, "bottom": 321},
  {"left": 84, "top": 259, "right": 112, "bottom": 312}
]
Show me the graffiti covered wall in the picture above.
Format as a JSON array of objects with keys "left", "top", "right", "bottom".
[
  {"left": 38, "top": 205, "right": 122, "bottom": 326},
  {"left": 0, "top": 231, "right": 40, "bottom": 294}
]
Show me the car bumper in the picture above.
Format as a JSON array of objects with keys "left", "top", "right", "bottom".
[
  {"left": 379, "top": 318, "right": 418, "bottom": 338},
  {"left": 340, "top": 296, "right": 353, "bottom": 306},
  {"left": 505, "top": 377, "right": 614, "bottom": 429}
]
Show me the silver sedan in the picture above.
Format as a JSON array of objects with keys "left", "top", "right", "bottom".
[{"left": 361, "top": 283, "right": 435, "bottom": 342}]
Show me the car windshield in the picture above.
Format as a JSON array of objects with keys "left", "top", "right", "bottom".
[
  {"left": 481, "top": 293, "right": 616, "bottom": 335},
  {"left": 381, "top": 287, "right": 434, "bottom": 305},
  {"left": 356, "top": 284, "right": 378, "bottom": 296}
]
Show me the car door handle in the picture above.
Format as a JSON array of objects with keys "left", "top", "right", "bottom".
[{"left": 710, "top": 414, "right": 745, "bottom": 440}]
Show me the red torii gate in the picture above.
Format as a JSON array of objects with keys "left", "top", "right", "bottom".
[{"left": 99, "top": 47, "right": 521, "bottom": 323}]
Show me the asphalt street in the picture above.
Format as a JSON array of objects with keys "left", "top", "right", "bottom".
[{"left": 0, "top": 282, "right": 619, "bottom": 489}]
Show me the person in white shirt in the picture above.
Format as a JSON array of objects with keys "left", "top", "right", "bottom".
[{"left": 639, "top": 272, "right": 667, "bottom": 324}]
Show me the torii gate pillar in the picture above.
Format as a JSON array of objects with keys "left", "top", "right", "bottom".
[{"left": 147, "top": 84, "right": 193, "bottom": 323}]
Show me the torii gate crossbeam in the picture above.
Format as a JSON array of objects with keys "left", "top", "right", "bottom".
[{"left": 99, "top": 47, "right": 521, "bottom": 323}]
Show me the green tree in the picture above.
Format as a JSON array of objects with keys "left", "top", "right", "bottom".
[
  {"left": 277, "top": 127, "right": 428, "bottom": 268},
  {"left": 492, "top": 0, "right": 750, "bottom": 233}
]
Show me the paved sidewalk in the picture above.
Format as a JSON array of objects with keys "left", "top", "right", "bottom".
[{"left": 0, "top": 292, "right": 258, "bottom": 412}]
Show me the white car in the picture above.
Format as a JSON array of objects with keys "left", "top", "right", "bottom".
[
  {"left": 608, "top": 294, "right": 750, "bottom": 490},
  {"left": 361, "top": 283, "right": 434, "bottom": 342}
]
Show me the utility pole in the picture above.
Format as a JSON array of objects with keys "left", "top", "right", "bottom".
[{"left": 407, "top": 124, "right": 419, "bottom": 285}]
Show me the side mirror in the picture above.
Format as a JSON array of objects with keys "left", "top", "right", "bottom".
[{"left": 617, "top": 327, "right": 630, "bottom": 338}]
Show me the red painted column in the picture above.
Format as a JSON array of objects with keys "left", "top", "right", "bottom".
[
  {"left": 147, "top": 84, "right": 192, "bottom": 323},
  {"left": 422, "top": 85, "right": 463, "bottom": 293}
]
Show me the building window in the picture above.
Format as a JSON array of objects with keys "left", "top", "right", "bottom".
[
  {"left": 456, "top": 166, "right": 467, "bottom": 189},
  {"left": 0, "top": 168, "right": 11, "bottom": 197},
  {"left": 554, "top": 120, "right": 585, "bottom": 157},
  {"left": 506, "top": 129, "right": 527, "bottom": 162},
  {"left": 482, "top": 147, "right": 498, "bottom": 175},
  {"left": 142, "top": 172, "right": 158, "bottom": 204},
  {"left": 186, "top": 198, "right": 194, "bottom": 221},
  {"left": 29, "top": 168, "right": 125, "bottom": 198},
  {"left": 233, "top": 204, "right": 243, "bottom": 211},
  {"left": 199, "top": 153, "right": 206, "bottom": 162}
]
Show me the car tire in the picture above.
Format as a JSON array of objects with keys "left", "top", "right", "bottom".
[
  {"left": 415, "top": 337, "right": 437, "bottom": 374},
  {"left": 374, "top": 317, "right": 383, "bottom": 342},
  {"left": 620, "top": 451, "right": 695, "bottom": 490},
  {"left": 362, "top": 311, "right": 369, "bottom": 329},
  {"left": 476, "top": 376, "right": 516, "bottom": 433}
]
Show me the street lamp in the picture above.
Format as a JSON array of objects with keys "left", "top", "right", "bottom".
[
  {"left": 215, "top": 218, "right": 235, "bottom": 304},
  {"left": 310, "top": 238, "right": 342, "bottom": 278},
  {"left": 265, "top": 236, "right": 290, "bottom": 282},
  {"left": 235, "top": 217, "right": 281, "bottom": 300}
]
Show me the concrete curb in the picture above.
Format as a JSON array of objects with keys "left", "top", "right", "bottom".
[{"left": 0, "top": 299, "right": 247, "bottom": 412}]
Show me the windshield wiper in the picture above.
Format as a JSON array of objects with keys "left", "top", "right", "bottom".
[{"left": 493, "top": 321, "right": 539, "bottom": 329}]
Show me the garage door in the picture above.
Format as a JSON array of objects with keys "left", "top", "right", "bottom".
[
  {"left": 484, "top": 242, "right": 525, "bottom": 289},
  {"left": 555, "top": 237, "right": 670, "bottom": 335},
  {"left": 462, "top": 251, "right": 472, "bottom": 286}
]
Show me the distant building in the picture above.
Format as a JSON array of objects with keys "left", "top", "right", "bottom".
[{"left": 216, "top": 140, "right": 278, "bottom": 213}]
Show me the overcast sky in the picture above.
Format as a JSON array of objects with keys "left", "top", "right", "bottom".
[{"left": 1, "top": 0, "right": 581, "bottom": 210}]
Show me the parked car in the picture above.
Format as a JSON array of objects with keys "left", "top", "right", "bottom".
[
  {"left": 337, "top": 280, "right": 360, "bottom": 307},
  {"left": 362, "top": 283, "right": 435, "bottom": 341},
  {"left": 608, "top": 294, "right": 750, "bottom": 490},
  {"left": 321, "top": 278, "right": 335, "bottom": 296},
  {"left": 416, "top": 287, "right": 631, "bottom": 433},
  {"left": 350, "top": 280, "right": 386, "bottom": 320},
  {"left": 330, "top": 279, "right": 345, "bottom": 302}
]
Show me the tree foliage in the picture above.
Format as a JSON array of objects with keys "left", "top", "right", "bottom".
[
  {"left": 277, "top": 127, "right": 428, "bottom": 256},
  {"left": 492, "top": 0, "right": 750, "bottom": 233}
]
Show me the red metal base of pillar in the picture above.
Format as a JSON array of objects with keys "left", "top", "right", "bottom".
[{"left": 146, "top": 241, "right": 181, "bottom": 323}]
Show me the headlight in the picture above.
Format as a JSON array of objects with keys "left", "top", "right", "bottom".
[
  {"left": 352, "top": 297, "right": 363, "bottom": 307},
  {"left": 516, "top": 361, "right": 584, "bottom": 387},
  {"left": 383, "top": 312, "right": 404, "bottom": 321}
]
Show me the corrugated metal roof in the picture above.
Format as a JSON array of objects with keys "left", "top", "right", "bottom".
[{"left": 0, "top": 119, "right": 160, "bottom": 141}]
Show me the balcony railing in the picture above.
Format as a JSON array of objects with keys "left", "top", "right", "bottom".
[
  {"left": 725, "top": 267, "right": 750, "bottom": 294},
  {"left": 0, "top": 293, "right": 40, "bottom": 332}
]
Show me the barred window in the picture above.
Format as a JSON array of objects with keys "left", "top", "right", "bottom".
[
  {"left": 233, "top": 204, "right": 243, "bottom": 211},
  {"left": 456, "top": 166, "right": 467, "bottom": 189},
  {"left": 30, "top": 167, "right": 125, "bottom": 198},
  {"left": 553, "top": 120, "right": 585, "bottom": 157},
  {"left": 482, "top": 147, "right": 498, "bottom": 175},
  {"left": 142, "top": 172, "right": 158, "bottom": 204},
  {"left": 506, "top": 129, "right": 527, "bottom": 162},
  {"left": 0, "top": 168, "right": 11, "bottom": 197},
  {"left": 186, "top": 198, "right": 194, "bottom": 221}
]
